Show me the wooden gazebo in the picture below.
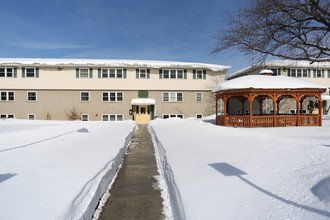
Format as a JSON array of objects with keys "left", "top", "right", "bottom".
[{"left": 213, "top": 75, "right": 327, "bottom": 128}]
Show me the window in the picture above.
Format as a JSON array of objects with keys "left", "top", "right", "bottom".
[
  {"left": 0, "top": 67, "right": 14, "bottom": 77},
  {"left": 1, "top": 114, "right": 14, "bottom": 119},
  {"left": 160, "top": 69, "right": 186, "bottom": 79},
  {"left": 76, "top": 68, "right": 93, "bottom": 78},
  {"left": 80, "top": 92, "right": 90, "bottom": 101},
  {"left": 26, "top": 68, "right": 35, "bottom": 77},
  {"left": 245, "top": 109, "right": 249, "bottom": 115},
  {"left": 27, "top": 91, "right": 37, "bottom": 101},
  {"left": 81, "top": 114, "right": 89, "bottom": 121},
  {"left": 136, "top": 69, "right": 150, "bottom": 79},
  {"left": 196, "top": 114, "right": 203, "bottom": 119},
  {"left": 237, "top": 109, "right": 242, "bottom": 114},
  {"left": 22, "top": 67, "right": 39, "bottom": 78},
  {"left": 314, "top": 69, "right": 324, "bottom": 78},
  {"left": 193, "top": 70, "right": 206, "bottom": 79},
  {"left": 28, "top": 114, "right": 35, "bottom": 120},
  {"left": 80, "top": 68, "right": 89, "bottom": 78},
  {"left": 0, "top": 91, "right": 14, "bottom": 101},
  {"left": 102, "top": 92, "right": 124, "bottom": 102},
  {"left": 162, "top": 114, "right": 184, "bottom": 119},
  {"left": 196, "top": 92, "right": 203, "bottom": 102},
  {"left": 162, "top": 92, "right": 183, "bottom": 102},
  {"left": 289, "top": 68, "right": 309, "bottom": 77},
  {"left": 101, "top": 68, "right": 125, "bottom": 78},
  {"left": 102, "top": 114, "right": 124, "bottom": 121},
  {"left": 290, "top": 109, "right": 297, "bottom": 114},
  {"left": 270, "top": 68, "right": 280, "bottom": 76}
]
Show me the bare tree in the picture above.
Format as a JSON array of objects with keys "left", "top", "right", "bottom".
[{"left": 213, "top": 0, "right": 330, "bottom": 63}]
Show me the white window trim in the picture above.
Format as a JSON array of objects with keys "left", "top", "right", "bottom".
[
  {"left": 0, "top": 67, "right": 14, "bottom": 77},
  {"left": 25, "top": 67, "right": 36, "bottom": 78},
  {"left": 162, "top": 114, "right": 184, "bottom": 119},
  {"left": 0, "top": 91, "right": 15, "bottom": 101},
  {"left": 138, "top": 69, "right": 148, "bottom": 79},
  {"left": 102, "top": 92, "right": 124, "bottom": 102},
  {"left": 196, "top": 114, "right": 203, "bottom": 119},
  {"left": 161, "top": 69, "right": 185, "bottom": 79},
  {"left": 289, "top": 68, "right": 309, "bottom": 78},
  {"left": 27, "top": 91, "right": 37, "bottom": 102},
  {"left": 81, "top": 114, "right": 89, "bottom": 121},
  {"left": 80, "top": 91, "right": 90, "bottom": 102},
  {"left": 79, "top": 68, "right": 90, "bottom": 78},
  {"left": 195, "top": 92, "right": 203, "bottom": 102},
  {"left": 314, "top": 69, "right": 323, "bottom": 78},
  {"left": 290, "top": 109, "right": 297, "bottom": 114},
  {"left": 102, "top": 114, "right": 124, "bottom": 121},
  {"left": 1, "top": 114, "right": 15, "bottom": 119},
  {"left": 162, "top": 92, "right": 184, "bottom": 102},
  {"left": 101, "top": 68, "right": 124, "bottom": 78},
  {"left": 195, "top": 69, "right": 205, "bottom": 79},
  {"left": 28, "top": 114, "right": 36, "bottom": 120}
]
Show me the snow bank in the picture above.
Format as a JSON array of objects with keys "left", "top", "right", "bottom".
[
  {"left": 0, "top": 58, "right": 231, "bottom": 72},
  {"left": 0, "top": 120, "right": 136, "bottom": 220},
  {"left": 149, "top": 118, "right": 330, "bottom": 219},
  {"left": 149, "top": 122, "right": 186, "bottom": 220}
]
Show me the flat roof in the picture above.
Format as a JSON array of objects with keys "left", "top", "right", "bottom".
[{"left": 226, "top": 60, "right": 330, "bottom": 79}]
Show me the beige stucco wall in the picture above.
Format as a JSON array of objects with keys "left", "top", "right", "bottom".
[
  {"left": 1, "top": 67, "right": 224, "bottom": 91},
  {"left": 0, "top": 90, "right": 215, "bottom": 120}
]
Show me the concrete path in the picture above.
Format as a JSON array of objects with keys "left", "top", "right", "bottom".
[{"left": 98, "top": 124, "right": 164, "bottom": 220}]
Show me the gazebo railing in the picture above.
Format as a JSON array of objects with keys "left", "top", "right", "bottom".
[{"left": 217, "top": 115, "right": 321, "bottom": 127}]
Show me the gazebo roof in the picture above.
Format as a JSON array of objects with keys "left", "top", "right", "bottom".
[{"left": 213, "top": 75, "right": 328, "bottom": 93}]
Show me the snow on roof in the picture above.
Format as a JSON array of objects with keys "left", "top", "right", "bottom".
[
  {"left": 213, "top": 75, "right": 328, "bottom": 93},
  {"left": 227, "top": 60, "right": 330, "bottom": 79},
  {"left": 259, "top": 69, "right": 273, "bottom": 74},
  {"left": 131, "top": 98, "right": 155, "bottom": 105},
  {"left": 0, "top": 58, "right": 231, "bottom": 72}
]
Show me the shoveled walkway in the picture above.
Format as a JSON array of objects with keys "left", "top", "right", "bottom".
[{"left": 98, "top": 124, "right": 164, "bottom": 220}]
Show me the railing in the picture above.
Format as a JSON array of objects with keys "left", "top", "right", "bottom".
[{"left": 216, "top": 115, "right": 321, "bottom": 127}]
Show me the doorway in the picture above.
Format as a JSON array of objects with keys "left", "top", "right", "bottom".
[{"left": 135, "top": 105, "right": 152, "bottom": 124}]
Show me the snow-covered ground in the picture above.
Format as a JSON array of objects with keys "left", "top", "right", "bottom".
[
  {"left": 0, "top": 119, "right": 136, "bottom": 220},
  {"left": 149, "top": 116, "right": 330, "bottom": 220}
]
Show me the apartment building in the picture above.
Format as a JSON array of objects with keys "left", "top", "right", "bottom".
[
  {"left": 226, "top": 60, "right": 330, "bottom": 114},
  {"left": 0, "top": 58, "right": 231, "bottom": 123}
]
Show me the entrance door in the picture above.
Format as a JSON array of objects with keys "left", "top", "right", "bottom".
[{"left": 135, "top": 105, "right": 151, "bottom": 124}]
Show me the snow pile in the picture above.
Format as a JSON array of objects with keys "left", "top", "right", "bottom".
[
  {"left": 213, "top": 75, "right": 327, "bottom": 93},
  {"left": 0, "top": 120, "right": 136, "bottom": 220},
  {"left": 149, "top": 124, "right": 186, "bottom": 220},
  {"left": 149, "top": 117, "right": 330, "bottom": 219},
  {"left": 0, "top": 58, "right": 231, "bottom": 72}
]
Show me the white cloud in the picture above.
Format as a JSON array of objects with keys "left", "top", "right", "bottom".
[{"left": 4, "top": 40, "right": 93, "bottom": 50}]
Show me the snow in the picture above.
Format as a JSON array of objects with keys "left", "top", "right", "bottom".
[
  {"left": 226, "top": 60, "right": 330, "bottom": 79},
  {"left": 131, "top": 98, "right": 155, "bottom": 105},
  {"left": 0, "top": 119, "right": 136, "bottom": 220},
  {"left": 259, "top": 69, "right": 273, "bottom": 74},
  {"left": 212, "top": 75, "right": 328, "bottom": 93},
  {"left": 149, "top": 116, "right": 330, "bottom": 220},
  {"left": 0, "top": 58, "right": 231, "bottom": 72}
]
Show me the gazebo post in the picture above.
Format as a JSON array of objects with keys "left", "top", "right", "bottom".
[
  {"left": 319, "top": 96, "right": 323, "bottom": 126},
  {"left": 272, "top": 95, "right": 277, "bottom": 127},
  {"left": 224, "top": 95, "right": 227, "bottom": 126},
  {"left": 249, "top": 93, "right": 253, "bottom": 128},
  {"left": 296, "top": 94, "right": 300, "bottom": 126}
]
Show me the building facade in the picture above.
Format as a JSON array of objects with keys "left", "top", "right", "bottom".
[
  {"left": 0, "top": 59, "right": 231, "bottom": 123},
  {"left": 226, "top": 60, "right": 330, "bottom": 115}
]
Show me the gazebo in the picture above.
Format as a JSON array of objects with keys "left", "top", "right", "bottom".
[{"left": 212, "top": 75, "right": 328, "bottom": 128}]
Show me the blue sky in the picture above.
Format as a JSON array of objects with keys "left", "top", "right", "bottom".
[{"left": 0, "top": 0, "right": 252, "bottom": 74}]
